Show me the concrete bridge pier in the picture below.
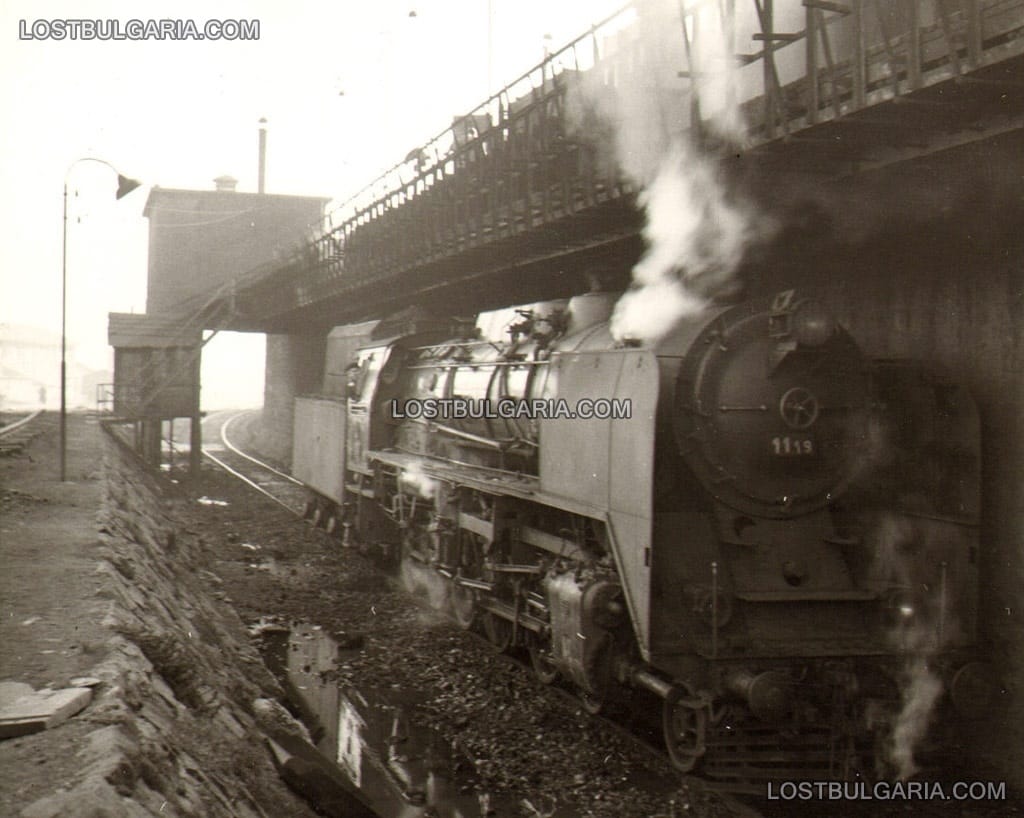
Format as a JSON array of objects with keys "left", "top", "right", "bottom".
[{"left": 258, "top": 332, "right": 326, "bottom": 466}]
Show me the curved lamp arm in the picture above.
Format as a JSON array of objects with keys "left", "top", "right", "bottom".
[{"left": 64, "top": 156, "right": 141, "bottom": 199}]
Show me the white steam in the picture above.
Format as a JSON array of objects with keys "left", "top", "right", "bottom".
[
  {"left": 400, "top": 556, "right": 451, "bottom": 617},
  {"left": 683, "top": 5, "right": 747, "bottom": 143},
  {"left": 611, "top": 141, "right": 754, "bottom": 340},
  {"left": 890, "top": 658, "right": 944, "bottom": 780},
  {"left": 611, "top": 276, "right": 705, "bottom": 342},
  {"left": 867, "top": 512, "right": 959, "bottom": 779},
  {"left": 567, "top": 0, "right": 761, "bottom": 342},
  {"left": 399, "top": 462, "right": 439, "bottom": 500}
]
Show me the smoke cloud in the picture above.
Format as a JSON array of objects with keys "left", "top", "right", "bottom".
[
  {"left": 400, "top": 557, "right": 452, "bottom": 619},
  {"left": 612, "top": 141, "right": 754, "bottom": 339},
  {"left": 567, "top": 0, "right": 764, "bottom": 342}
]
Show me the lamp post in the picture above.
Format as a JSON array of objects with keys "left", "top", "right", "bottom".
[{"left": 61, "top": 158, "right": 141, "bottom": 481}]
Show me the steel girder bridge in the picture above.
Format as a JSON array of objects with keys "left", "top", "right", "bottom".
[{"left": 193, "top": 0, "right": 1024, "bottom": 334}]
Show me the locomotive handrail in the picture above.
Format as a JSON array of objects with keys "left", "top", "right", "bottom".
[
  {"left": 385, "top": 445, "right": 537, "bottom": 483},
  {"left": 428, "top": 422, "right": 506, "bottom": 451},
  {"left": 423, "top": 420, "right": 538, "bottom": 454}
]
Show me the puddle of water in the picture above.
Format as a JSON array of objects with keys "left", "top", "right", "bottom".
[
  {"left": 259, "top": 623, "right": 577, "bottom": 818},
  {"left": 197, "top": 496, "right": 230, "bottom": 507}
]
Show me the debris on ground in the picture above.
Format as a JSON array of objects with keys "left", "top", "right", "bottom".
[{"left": 0, "top": 681, "right": 93, "bottom": 739}]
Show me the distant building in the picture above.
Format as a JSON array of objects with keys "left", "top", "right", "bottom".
[
  {"left": 143, "top": 177, "right": 329, "bottom": 315},
  {"left": 103, "top": 177, "right": 328, "bottom": 472}
]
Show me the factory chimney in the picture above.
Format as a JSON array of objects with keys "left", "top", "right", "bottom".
[{"left": 258, "top": 117, "right": 268, "bottom": 194}]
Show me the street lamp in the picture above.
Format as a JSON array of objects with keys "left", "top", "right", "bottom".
[{"left": 61, "top": 158, "right": 141, "bottom": 481}]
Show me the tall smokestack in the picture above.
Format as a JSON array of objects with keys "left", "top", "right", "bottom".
[{"left": 258, "top": 117, "right": 268, "bottom": 194}]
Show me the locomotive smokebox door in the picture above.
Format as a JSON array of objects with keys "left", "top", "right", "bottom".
[{"left": 674, "top": 296, "right": 871, "bottom": 520}]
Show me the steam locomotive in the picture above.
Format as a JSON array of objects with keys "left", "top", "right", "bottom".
[{"left": 292, "top": 289, "right": 985, "bottom": 785}]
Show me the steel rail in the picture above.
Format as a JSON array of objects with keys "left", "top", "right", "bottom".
[
  {"left": 220, "top": 410, "right": 303, "bottom": 485},
  {"left": 0, "top": 409, "right": 43, "bottom": 438},
  {"left": 202, "top": 447, "right": 300, "bottom": 515}
]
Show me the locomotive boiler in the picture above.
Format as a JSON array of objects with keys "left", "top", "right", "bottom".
[{"left": 293, "top": 289, "right": 985, "bottom": 785}]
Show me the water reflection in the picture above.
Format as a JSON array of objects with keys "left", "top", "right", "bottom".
[{"left": 260, "top": 622, "right": 549, "bottom": 817}]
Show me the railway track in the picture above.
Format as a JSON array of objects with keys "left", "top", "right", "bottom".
[
  {"left": 201, "top": 410, "right": 308, "bottom": 515},
  {"left": 0, "top": 409, "right": 46, "bottom": 455}
]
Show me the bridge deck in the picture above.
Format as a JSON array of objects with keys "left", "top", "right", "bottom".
[{"left": 195, "top": 0, "right": 1024, "bottom": 333}]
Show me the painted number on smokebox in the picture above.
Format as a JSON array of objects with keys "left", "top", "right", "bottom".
[{"left": 770, "top": 436, "right": 815, "bottom": 456}]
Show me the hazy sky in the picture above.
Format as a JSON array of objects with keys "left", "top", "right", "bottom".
[{"left": 1, "top": 0, "right": 622, "bottom": 405}]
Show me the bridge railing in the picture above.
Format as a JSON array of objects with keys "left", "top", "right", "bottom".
[
  {"left": 232, "top": 0, "right": 1023, "bottom": 325},
  {"left": 244, "top": 5, "right": 645, "bottom": 319},
  {"left": 739, "top": 0, "right": 1024, "bottom": 140}
]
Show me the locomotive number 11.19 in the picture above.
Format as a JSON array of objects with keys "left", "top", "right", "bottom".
[{"left": 771, "top": 436, "right": 815, "bottom": 456}]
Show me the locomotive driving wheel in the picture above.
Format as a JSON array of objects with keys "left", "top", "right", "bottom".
[
  {"left": 450, "top": 531, "right": 485, "bottom": 630},
  {"left": 483, "top": 610, "right": 514, "bottom": 652},
  {"left": 450, "top": 581, "right": 476, "bottom": 630},
  {"left": 662, "top": 688, "right": 708, "bottom": 772},
  {"left": 479, "top": 530, "right": 516, "bottom": 652}
]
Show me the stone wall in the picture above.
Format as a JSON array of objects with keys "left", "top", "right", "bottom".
[{"left": 18, "top": 425, "right": 307, "bottom": 818}]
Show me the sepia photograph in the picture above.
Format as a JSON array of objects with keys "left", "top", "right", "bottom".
[{"left": 1, "top": 1, "right": 1022, "bottom": 816}]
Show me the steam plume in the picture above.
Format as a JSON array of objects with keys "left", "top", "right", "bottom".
[
  {"left": 867, "top": 512, "right": 958, "bottom": 778},
  {"left": 568, "top": 0, "right": 761, "bottom": 341},
  {"left": 612, "top": 141, "right": 754, "bottom": 340},
  {"left": 400, "top": 462, "right": 439, "bottom": 500},
  {"left": 890, "top": 658, "right": 943, "bottom": 779}
]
